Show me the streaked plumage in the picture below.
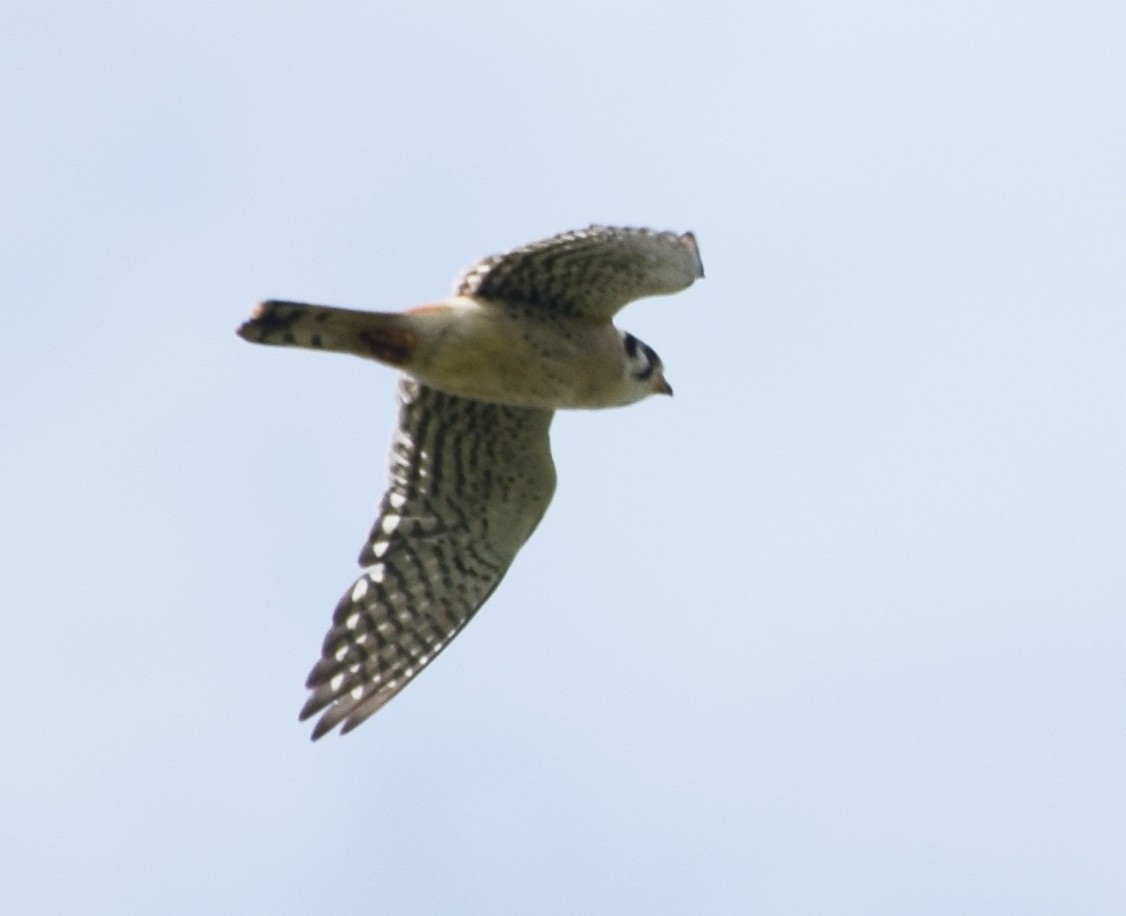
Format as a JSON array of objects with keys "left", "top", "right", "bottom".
[{"left": 238, "top": 225, "right": 703, "bottom": 738}]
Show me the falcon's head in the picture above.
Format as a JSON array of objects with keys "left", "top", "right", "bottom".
[{"left": 621, "top": 331, "right": 672, "bottom": 400}]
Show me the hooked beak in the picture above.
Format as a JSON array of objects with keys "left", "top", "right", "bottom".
[{"left": 652, "top": 374, "right": 673, "bottom": 397}]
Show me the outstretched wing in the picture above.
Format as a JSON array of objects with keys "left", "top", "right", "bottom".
[
  {"left": 301, "top": 378, "right": 556, "bottom": 739},
  {"left": 455, "top": 225, "right": 704, "bottom": 321}
]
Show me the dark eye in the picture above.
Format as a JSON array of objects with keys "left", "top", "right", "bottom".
[{"left": 622, "top": 332, "right": 640, "bottom": 358}]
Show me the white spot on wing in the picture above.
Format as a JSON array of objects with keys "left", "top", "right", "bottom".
[
  {"left": 381, "top": 515, "right": 401, "bottom": 534},
  {"left": 351, "top": 579, "right": 368, "bottom": 602}
]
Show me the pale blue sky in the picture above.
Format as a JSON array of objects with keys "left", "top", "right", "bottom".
[{"left": 3, "top": 2, "right": 1125, "bottom": 913}]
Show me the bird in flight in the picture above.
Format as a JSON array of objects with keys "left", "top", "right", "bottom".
[{"left": 238, "top": 225, "right": 704, "bottom": 738}]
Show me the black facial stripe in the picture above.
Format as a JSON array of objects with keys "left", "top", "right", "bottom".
[
  {"left": 622, "top": 330, "right": 661, "bottom": 381},
  {"left": 637, "top": 342, "right": 660, "bottom": 381}
]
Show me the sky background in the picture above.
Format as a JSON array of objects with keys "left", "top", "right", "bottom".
[{"left": 3, "top": 2, "right": 1125, "bottom": 913}]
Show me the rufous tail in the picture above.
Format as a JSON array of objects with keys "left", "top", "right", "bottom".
[{"left": 237, "top": 300, "right": 417, "bottom": 367}]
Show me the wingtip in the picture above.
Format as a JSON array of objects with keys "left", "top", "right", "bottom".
[
  {"left": 302, "top": 701, "right": 339, "bottom": 741},
  {"left": 680, "top": 231, "right": 704, "bottom": 279}
]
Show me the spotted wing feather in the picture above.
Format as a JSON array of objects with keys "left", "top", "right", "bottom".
[
  {"left": 301, "top": 378, "right": 556, "bottom": 739},
  {"left": 456, "top": 225, "right": 703, "bottom": 321}
]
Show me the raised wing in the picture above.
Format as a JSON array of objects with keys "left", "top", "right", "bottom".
[
  {"left": 455, "top": 225, "right": 703, "bottom": 321},
  {"left": 301, "top": 378, "right": 556, "bottom": 738}
]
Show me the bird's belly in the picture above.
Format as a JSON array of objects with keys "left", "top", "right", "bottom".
[{"left": 413, "top": 313, "right": 623, "bottom": 410}]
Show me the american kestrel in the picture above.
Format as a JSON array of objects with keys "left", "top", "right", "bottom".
[{"left": 238, "top": 225, "right": 703, "bottom": 738}]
